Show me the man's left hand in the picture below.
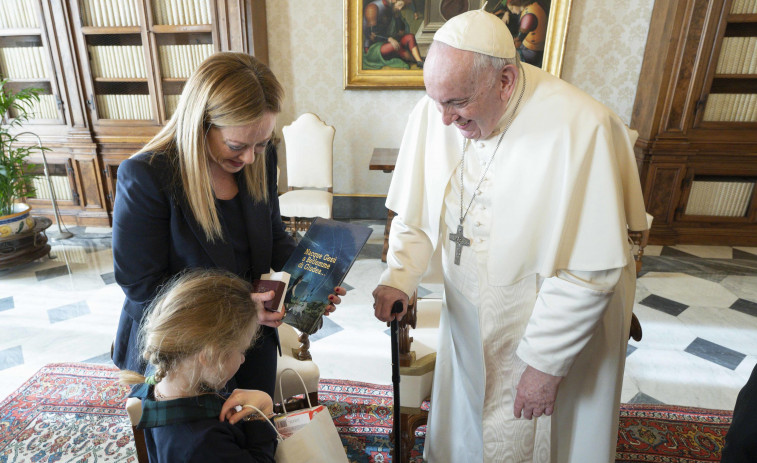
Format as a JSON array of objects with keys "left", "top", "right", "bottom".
[{"left": 513, "top": 365, "right": 563, "bottom": 419}]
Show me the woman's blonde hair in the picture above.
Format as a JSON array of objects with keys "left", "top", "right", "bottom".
[
  {"left": 119, "top": 268, "right": 260, "bottom": 390},
  {"left": 137, "top": 52, "right": 283, "bottom": 241}
]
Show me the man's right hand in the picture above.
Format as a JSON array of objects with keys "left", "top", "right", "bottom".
[{"left": 372, "top": 285, "right": 408, "bottom": 322}]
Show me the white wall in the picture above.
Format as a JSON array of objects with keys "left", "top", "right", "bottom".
[{"left": 267, "top": 0, "right": 654, "bottom": 195}]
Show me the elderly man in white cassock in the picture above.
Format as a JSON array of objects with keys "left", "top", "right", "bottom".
[{"left": 372, "top": 9, "right": 649, "bottom": 463}]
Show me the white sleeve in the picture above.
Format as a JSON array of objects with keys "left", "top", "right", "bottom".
[
  {"left": 515, "top": 268, "right": 622, "bottom": 377},
  {"left": 377, "top": 214, "right": 435, "bottom": 298}
]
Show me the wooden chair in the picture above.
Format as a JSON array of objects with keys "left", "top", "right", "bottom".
[
  {"left": 125, "top": 397, "right": 149, "bottom": 463},
  {"left": 278, "top": 113, "right": 334, "bottom": 238},
  {"left": 277, "top": 113, "right": 334, "bottom": 378}
]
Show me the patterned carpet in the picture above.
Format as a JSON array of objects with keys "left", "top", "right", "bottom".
[
  {"left": 615, "top": 404, "right": 732, "bottom": 463},
  {"left": 0, "top": 363, "right": 135, "bottom": 462},
  {"left": 0, "top": 363, "right": 733, "bottom": 462}
]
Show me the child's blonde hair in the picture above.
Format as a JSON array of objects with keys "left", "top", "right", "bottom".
[{"left": 120, "top": 268, "right": 259, "bottom": 390}]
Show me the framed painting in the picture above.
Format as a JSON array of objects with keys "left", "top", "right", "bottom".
[{"left": 344, "top": 0, "right": 573, "bottom": 90}]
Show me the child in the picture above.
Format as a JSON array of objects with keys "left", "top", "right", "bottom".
[{"left": 120, "top": 269, "right": 278, "bottom": 463}]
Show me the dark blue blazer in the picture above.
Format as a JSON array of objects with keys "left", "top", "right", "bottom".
[{"left": 112, "top": 145, "right": 296, "bottom": 396}]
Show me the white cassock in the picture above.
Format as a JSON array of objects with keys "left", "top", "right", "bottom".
[{"left": 379, "top": 63, "right": 648, "bottom": 462}]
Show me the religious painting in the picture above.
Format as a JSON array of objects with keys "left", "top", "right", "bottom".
[{"left": 344, "top": 0, "right": 572, "bottom": 89}]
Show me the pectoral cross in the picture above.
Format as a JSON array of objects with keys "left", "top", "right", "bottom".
[{"left": 448, "top": 224, "right": 470, "bottom": 265}]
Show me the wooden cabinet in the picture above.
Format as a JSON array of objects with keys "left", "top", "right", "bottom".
[
  {"left": 1, "top": 0, "right": 268, "bottom": 226},
  {"left": 631, "top": 0, "right": 757, "bottom": 245},
  {"left": 0, "top": 1, "right": 66, "bottom": 126}
]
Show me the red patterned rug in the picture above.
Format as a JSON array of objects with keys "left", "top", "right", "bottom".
[
  {"left": 615, "top": 404, "right": 732, "bottom": 462},
  {"left": 0, "top": 363, "right": 135, "bottom": 462},
  {"left": 0, "top": 363, "right": 733, "bottom": 462}
]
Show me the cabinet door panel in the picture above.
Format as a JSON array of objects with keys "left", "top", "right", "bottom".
[
  {"left": 25, "top": 156, "right": 78, "bottom": 206},
  {"left": 645, "top": 165, "right": 686, "bottom": 225},
  {"left": 0, "top": 0, "right": 67, "bottom": 126},
  {"left": 104, "top": 162, "right": 121, "bottom": 209},
  {"left": 74, "top": 157, "right": 105, "bottom": 211}
]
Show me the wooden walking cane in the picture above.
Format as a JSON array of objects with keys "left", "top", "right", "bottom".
[{"left": 390, "top": 300, "right": 404, "bottom": 462}]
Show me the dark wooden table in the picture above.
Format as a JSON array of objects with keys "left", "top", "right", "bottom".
[
  {"left": 369, "top": 148, "right": 399, "bottom": 262},
  {"left": 369, "top": 147, "right": 399, "bottom": 173}
]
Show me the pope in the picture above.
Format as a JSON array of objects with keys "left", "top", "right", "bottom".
[{"left": 372, "top": 9, "right": 648, "bottom": 463}]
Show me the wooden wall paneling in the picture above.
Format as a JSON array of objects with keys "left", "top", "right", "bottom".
[
  {"left": 103, "top": 161, "right": 120, "bottom": 209},
  {"left": 72, "top": 154, "right": 105, "bottom": 212},
  {"left": 32, "top": 1, "right": 67, "bottom": 130},
  {"left": 216, "top": 0, "right": 269, "bottom": 58},
  {"left": 4, "top": 0, "right": 270, "bottom": 226},
  {"left": 631, "top": 1, "right": 683, "bottom": 141},
  {"left": 694, "top": 0, "right": 731, "bottom": 129},
  {"left": 644, "top": 163, "right": 686, "bottom": 225},
  {"left": 211, "top": 1, "right": 220, "bottom": 51},
  {"left": 748, "top": 182, "right": 757, "bottom": 223},
  {"left": 45, "top": 0, "right": 90, "bottom": 134},
  {"left": 682, "top": 1, "right": 724, "bottom": 130},
  {"left": 67, "top": 0, "right": 99, "bottom": 130},
  {"left": 631, "top": 0, "right": 757, "bottom": 245},
  {"left": 630, "top": 0, "right": 681, "bottom": 141},
  {"left": 100, "top": 144, "right": 142, "bottom": 212},
  {"left": 216, "top": 0, "right": 230, "bottom": 50},
  {"left": 674, "top": 168, "right": 695, "bottom": 220},
  {"left": 143, "top": 0, "right": 166, "bottom": 125},
  {"left": 246, "top": 0, "right": 269, "bottom": 61},
  {"left": 140, "top": 0, "right": 162, "bottom": 128},
  {"left": 664, "top": 1, "right": 709, "bottom": 133},
  {"left": 223, "top": 0, "right": 244, "bottom": 51}
]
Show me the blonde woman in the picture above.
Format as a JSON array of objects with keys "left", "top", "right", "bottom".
[
  {"left": 112, "top": 52, "right": 345, "bottom": 397},
  {"left": 121, "top": 269, "right": 278, "bottom": 462}
]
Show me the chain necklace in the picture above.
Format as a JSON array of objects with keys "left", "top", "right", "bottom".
[
  {"left": 153, "top": 384, "right": 195, "bottom": 401},
  {"left": 449, "top": 65, "right": 527, "bottom": 265},
  {"left": 154, "top": 386, "right": 184, "bottom": 401},
  {"left": 153, "top": 382, "right": 219, "bottom": 401}
]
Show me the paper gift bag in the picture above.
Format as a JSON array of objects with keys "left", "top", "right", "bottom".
[
  {"left": 273, "top": 406, "right": 348, "bottom": 463},
  {"left": 244, "top": 368, "right": 348, "bottom": 463},
  {"left": 245, "top": 404, "right": 348, "bottom": 463}
]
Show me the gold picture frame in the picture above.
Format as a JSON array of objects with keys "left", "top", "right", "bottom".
[{"left": 344, "top": 0, "right": 573, "bottom": 90}]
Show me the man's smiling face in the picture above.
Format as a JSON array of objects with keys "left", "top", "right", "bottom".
[{"left": 424, "top": 44, "right": 508, "bottom": 140}]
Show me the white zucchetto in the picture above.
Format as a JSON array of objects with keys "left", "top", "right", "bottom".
[{"left": 433, "top": 9, "right": 516, "bottom": 59}]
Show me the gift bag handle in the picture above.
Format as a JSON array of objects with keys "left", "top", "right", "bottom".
[
  {"left": 243, "top": 404, "right": 284, "bottom": 440},
  {"left": 278, "top": 367, "right": 313, "bottom": 413}
]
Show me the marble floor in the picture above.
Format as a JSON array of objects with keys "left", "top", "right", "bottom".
[{"left": 1, "top": 221, "right": 756, "bottom": 413}]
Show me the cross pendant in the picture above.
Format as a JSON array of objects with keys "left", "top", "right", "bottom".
[{"left": 448, "top": 224, "right": 470, "bottom": 265}]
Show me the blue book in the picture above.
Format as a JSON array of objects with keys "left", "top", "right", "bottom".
[{"left": 281, "top": 218, "right": 372, "bottom": 334}]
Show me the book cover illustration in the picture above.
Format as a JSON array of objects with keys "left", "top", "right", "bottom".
[{"left": 281, "top": 218, "right": 372, "bottom": 334}]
